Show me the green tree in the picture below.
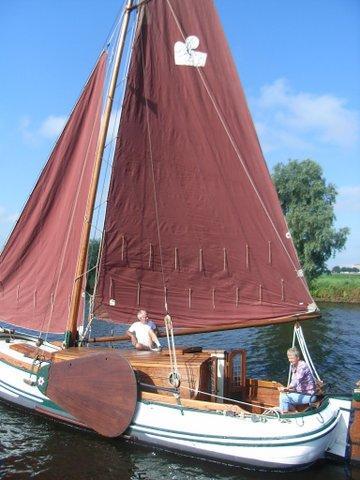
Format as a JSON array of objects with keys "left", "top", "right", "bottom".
[
  {"left": 272, "top": 159, "right": 349, "bottom": 282},
  {"left": 86, "top": 239, "right": 100, "bottom": 294}
]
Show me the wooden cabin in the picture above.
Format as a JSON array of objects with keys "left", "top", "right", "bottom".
[{"left": 7, "top": 341, "right": 282, "bottom": 413}]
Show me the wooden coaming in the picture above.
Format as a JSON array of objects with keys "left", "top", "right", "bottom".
[
  {"left": 0, "top": 350, "right": 40, "bottom": 374},
  {"left": 242, "top": 378, "right": 282, "bottom": 411},
  {"left": 52, "top": 346, "right": 214, "bottom": 400},
  {"left": 9, "top": 343, "right": 53, "bottom": 361},
  {"left": 1, "top": 340, "right": 329, "bottom": 421},
  {"left": 141, "top": 390, "right": 248, "bottom": 414},
  {"left": 1, "top": 343, "right": 279, "bottom": 407}
]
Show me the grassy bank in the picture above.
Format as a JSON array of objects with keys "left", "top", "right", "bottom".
[{"left": 310, "top": 274, "right": 360, "bottom": 303}]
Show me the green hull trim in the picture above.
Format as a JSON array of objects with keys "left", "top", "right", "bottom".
[{"left": 131, "top": 411, "right": 339, "bottom": 448}]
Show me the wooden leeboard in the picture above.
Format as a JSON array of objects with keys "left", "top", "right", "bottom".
[{"left": 45, "top": 350, "right": 137, "bottom": 437}]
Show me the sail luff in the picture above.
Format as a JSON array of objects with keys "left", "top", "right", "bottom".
[{"left": 65, "top": 0, "right": 134, "bottom": 346}]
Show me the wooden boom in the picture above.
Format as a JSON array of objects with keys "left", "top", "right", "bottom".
[{"left": 87, "top": 311, "right": 320, "bottom": 343}]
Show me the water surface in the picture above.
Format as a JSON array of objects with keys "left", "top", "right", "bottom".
[{"left": 1, "top": 303, "right": 359, "bottom": 479}]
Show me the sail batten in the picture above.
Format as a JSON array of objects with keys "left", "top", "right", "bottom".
[
  {"left": 0, "top": 53, "right": 108, "bottom": 334},
  {"left": 92, "top": 0, "right": 315, "bottom": 329}
]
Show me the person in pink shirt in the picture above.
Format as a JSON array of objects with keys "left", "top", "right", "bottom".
[{"left": 278, "top": 346, "right": 317, "bottom": 413}]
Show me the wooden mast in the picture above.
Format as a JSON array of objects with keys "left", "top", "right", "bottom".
[{"left": 64, "top": 0, "right": 134, "bottom": 347}]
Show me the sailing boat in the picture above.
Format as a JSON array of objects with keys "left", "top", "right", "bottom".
[{"left": 0, "top": 0, "right": 359, "bottom": 470}]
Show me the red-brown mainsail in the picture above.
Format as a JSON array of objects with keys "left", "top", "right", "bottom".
[
  {"left": 0, "top": 53, "right": 107, "bottom": 333},
  {"left": 94, "top": 0, "right": 315, "bottom": 329}
]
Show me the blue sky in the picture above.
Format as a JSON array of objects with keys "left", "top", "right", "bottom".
[{"left": 0, "top": 0, "right": 359, "bottom": 267}]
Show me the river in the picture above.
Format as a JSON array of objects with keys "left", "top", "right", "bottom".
[{"left": 1, "top": 303, "right": 359, "bottom": 479}]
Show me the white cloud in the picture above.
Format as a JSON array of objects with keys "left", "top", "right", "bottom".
[
  {"left": 255, "top": 119, "right": 312, "bottom": 153},
  {"left": 38, "top": 115, "right": 67, "bottom": 139},
  {"left": 19, "top": 106, "right": 121, "bottom": 148},
  {"left": 253, "top": 78, "right": 360, "bottom": 152},
  {"left": 0, "top": 206, "right": 18, "bottom": 223},
  {"left": 19, "top": 114, "right": 68, "bottom": 145}
]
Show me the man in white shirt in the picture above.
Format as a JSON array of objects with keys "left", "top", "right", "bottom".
[{"left": 127, "top": 310, "right": 162, "bottom": 351}]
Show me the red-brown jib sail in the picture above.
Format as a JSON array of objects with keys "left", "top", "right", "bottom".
[
  {"left": 0, "top": 53, "right": 107, "bottom": 333},
  {"left": 94, "top": 0, "right": 316, "bottom": 330}
]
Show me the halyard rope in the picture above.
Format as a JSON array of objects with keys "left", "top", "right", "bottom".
[
  {"left": 137, "top": 8, "right": 180, "bottom": 377},
  {"left": 139, "top": 24, "right": 168, "bottom": 312}
]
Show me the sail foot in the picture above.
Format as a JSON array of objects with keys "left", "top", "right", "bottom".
[{"left": 94, "top": 267, "right": 316, "bottom": 328}]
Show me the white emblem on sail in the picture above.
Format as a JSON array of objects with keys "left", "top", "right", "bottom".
[{"left": 174, "top": 36, "right": 207, "bottom": 67}]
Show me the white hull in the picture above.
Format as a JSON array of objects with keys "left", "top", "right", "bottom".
[
  {"left": 129, "top": 398, "right": 339, "bottom": 469},
  {"left": 0, "top": 337, "right": 350, "bottom": 470}
]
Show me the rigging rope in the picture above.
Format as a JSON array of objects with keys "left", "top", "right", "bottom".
[
  {"left": 138, "top": 13, "right": 181, "bottom": 377},
  {"left": 164, "top": 314, "right": 181, "bottom": 388},
  {"left": 294, "top": 324, "right": 322, "bottom": 381},
  {"left": 288, "top": 325, "right": 297, "bottom": 385},
  {"left": 139, "top": 27, "right": 168, "bottom": 313},
  {"left": 289, "top": 323, "right": 322, "bottom": 384}
]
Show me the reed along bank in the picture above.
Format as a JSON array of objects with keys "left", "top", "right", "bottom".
[{"left": 310, "top": 273, "right": 360, "bottom": 303}]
